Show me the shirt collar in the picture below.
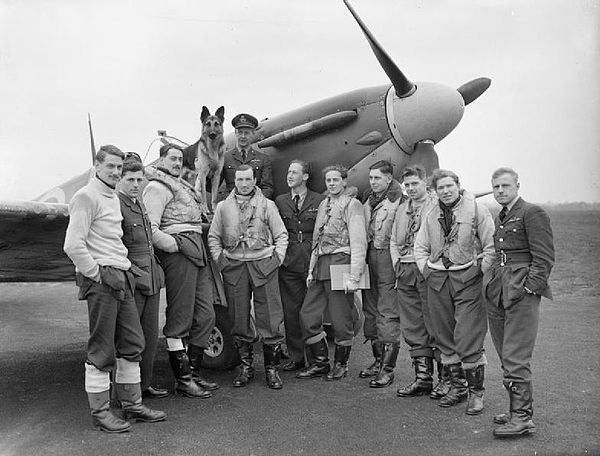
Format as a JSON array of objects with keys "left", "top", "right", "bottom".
[{"left": 505, "top": 196, "right": 521, "bottom": 211}]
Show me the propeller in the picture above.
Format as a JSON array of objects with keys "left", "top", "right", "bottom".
[
  {"left": 457, "top": 77, "right": 491, "bottom": 105},
  {"left": 88, "top": 113, "right": 96, "bottom": 164},
  {"left": 343, "top": 0, "right": 415, "bottom": 98}
]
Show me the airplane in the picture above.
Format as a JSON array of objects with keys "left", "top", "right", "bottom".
[{"left": 0, "top": 1, "right": 490, "bottom": 365}]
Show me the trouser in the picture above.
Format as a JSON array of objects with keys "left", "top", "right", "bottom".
[
  {"left": 133, "top": 290, "right": 160, "bottom": 390},
  {"left": 486, "top": 292, "right": 540, "bottom": 384},
  {"left": 278, "top": 267, "right": 308, "bottom": 362},
  {"left": 300, "top": 280, "right": 356, "bottom": 346},
  {"left": 159, "top": 251, "right": 215, "bottom": 349},
  {"left": 77, "top": 274, "right": 145, "bottom": 372},
  {"left": 426, "top": 269, "right": 487, "bottom": 368},
  {"left": 362, "top": 247, "right": 401, "bottom": 343},
  {"left": 222, "top": 260, "right": 285, "bottom": 345},
  {"left": 396, "top": 262, "right": 435, "bottom": 358}
]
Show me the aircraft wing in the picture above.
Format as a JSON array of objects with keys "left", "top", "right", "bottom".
[{"left": 0, "top": 200, "right": 74, "bottom": 282}]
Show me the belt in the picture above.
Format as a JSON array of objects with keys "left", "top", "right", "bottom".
[
  {"left": 496, "top": 250, "right": 532, "bottom": 266},
  {"left": 289, "top": 231, "right": 311, "bottom": 243}
]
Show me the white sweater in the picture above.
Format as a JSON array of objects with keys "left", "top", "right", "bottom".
[{"left": 64, "top": 177, "right": 130, "bottom": 279}]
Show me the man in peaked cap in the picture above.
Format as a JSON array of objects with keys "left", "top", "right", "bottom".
[{"left": 222, "top": 113, "right": 274, "bottom": 199}]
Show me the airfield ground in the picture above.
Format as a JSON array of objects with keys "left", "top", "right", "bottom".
[{"left": 0, "top": 210, "right": 598, "bottom": 456}]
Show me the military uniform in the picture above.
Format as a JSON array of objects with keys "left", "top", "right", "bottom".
[
  {"left": 483, "top": 197, "right": 554, "bottom": 436},
  {"left": 222, "top": 147, "right": 274, "bottom": 199},
  {"left": 360, "top": 180, "right": 404, "bottom": 387},
  {"left": 207, "top": 187, "right": 288, "bottom": 389},
  {"left": 119, "top": 193, "right": 165, "bottom": 392},
  {"left": 275, "top": 189, "right": 325, "bottom": 367},
  {"left": 414, "top": 191, "right": 495, "bottom": 412}
]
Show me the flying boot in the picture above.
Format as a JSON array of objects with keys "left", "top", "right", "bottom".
[
  {"left": 438, "top": 362, "right": 468, "bottom": 408},
  {"left": 263, "top": 343, "right": 283, "bottom": 389},
  {"left": 397, "top": 356, "right": 434, "bottom": 397},
  {"left": 297, "top": 339, "right": 331, "bottom": 379},
  {"left": 430, "top": 360, "right": 451, "bottom": 400},
  {"left": 493, "top": 383, "right": 511, "bottom": 424},
  {"left": 359, "top": 340, "right": 383, "bottom": 378},
  {"left": 326, "top": 345, "right": 352, "bottom": 381},
  {"left": 168, "top": 350, "right": 213, "bottom": 398},
  {"left": 114, "top": 383, "right": 167, "bottom": 423},
  {"left": 370, "top": 342, "right": 399, "bottom": 388},
  {"left": 232, "top": 341, "right": 255, "bottom": 387},
  {"left": 87, "top": 390, "right": 131, "bottom": 433},
  {"left": 188, "top": 344, "right": 219, "bottom": 391},
  {"left": 494, "top": 382, "right": 536, "bottom": 438},
  {"left": 465, "top": 364, "right": 485, "bottom": 415}
]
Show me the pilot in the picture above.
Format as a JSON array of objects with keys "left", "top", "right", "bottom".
[
  {"left": 64, "top": 145, "right": 165, "bottom": 433},
  {"left": 297, "top": 165, "right": 367, "bottom": 382},
  {"left": 275, "top": 159, "right": 326, "bottom": 371},
  {"left": 222, "top": 113, "right": 274, "bottom": 199},
  {"left": 390, "top": 165, "right": 446, "bottom": 399},
  {"left": 117, "top": 154, "right": 167, "bottom": 399},
  {"left": 484, "top": 167, "right": 554, "bottom": 438},
  {"left": 414, "top": 169, "right": 494, "bottom": 416},
  {"left": 143, "top": 144, "right": 218, "bottom": 399},
  {"left": 207, "top": 164, "right": 288, "bottom": 389},
  {"left": 359, "top": 160, "right": 405, "bottom": 388}
]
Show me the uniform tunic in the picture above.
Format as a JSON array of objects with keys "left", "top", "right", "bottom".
[
  {"left": 222, "top": 147, "right": 274, "bottom": 199},
  {"left": 483, "top": 197, "right": 554, "bottom": 385},
  {"left": 119, "top": 192, "right": 164, "bottom": 389},
  {"left": 275, "top": 189, "right": 325, "bottom": 362}
]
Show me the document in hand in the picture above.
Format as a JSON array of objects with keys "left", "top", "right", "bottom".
[{"left": 330, "top": 265, "right": 370, "bottom": 291}]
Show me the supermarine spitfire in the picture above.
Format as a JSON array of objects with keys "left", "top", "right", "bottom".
[{"left": 0, "top": 0, "right": 490, "bottom": 282}]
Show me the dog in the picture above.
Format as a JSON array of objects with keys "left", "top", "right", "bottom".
[{"left": 182, "top": 106, "right": 225, "bottom": 212}]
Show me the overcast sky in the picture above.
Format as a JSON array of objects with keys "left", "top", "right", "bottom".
[{"left": 1, "top": 0, "right": 599, "bottom": 203}]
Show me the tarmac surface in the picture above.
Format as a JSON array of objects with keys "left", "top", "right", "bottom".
[{"left": 0, "top": 281, "right": 599, "bottom": 456}]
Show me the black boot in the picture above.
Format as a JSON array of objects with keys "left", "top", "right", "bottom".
[
  {"left": 369, "top": 343, "right": 399, "bottom": 388},
  {"left": 188, "top": 344, "right": 219, "bottom": 391},
  {"left": 465, "top": 365, "right": 485, "bottom": 415},
  {"left": 397, "top": 356, "right": 434, "bottom": 397},
  {"left": 430, "top": 360, "right": 451, "bottom": 400},
  {"left": 494, "top": 383, "right": 511, "bottom": 424},
  {"left": 438, "top": 363, "right": 468, "bottom": 408},
  {"left": 326, "top": 345, "right": 352, "bottom": 381},
  {"left": 297, "top": 339, "right": 330, "bottom": 379},
  {"left": 359, "top": 340, "right": 383, "bottom": 378},
  {"left": 115, "top": 383, "right": 167, "bottom": 423},
  {"left": 232, "top": 341, "right": 255, "bottom": 387},
  {"left": 87, "top": 391, "right": 131, "bottom": 433},
  {"left": 263, "top": 344, "right": 283, "bottom": 390},
  {"left": 168, "top": 350, "right": 213, "bottom": 399},
  {"left": 494, "top": 382, "right": 536, "bottom": 438}
]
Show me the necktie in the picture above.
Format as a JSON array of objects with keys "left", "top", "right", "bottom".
[
  {"left": 293, "top": 194, "right": 300, "bottom": 213},
  {"left": 241, "top": 149, "right": 247, "bottom": 162},
  {"left": 499, "top": 205, "right": 508, "bottom": 221}
]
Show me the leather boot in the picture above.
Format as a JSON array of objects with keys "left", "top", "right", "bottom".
[
  {"left": 168, "top": 350, "right": 213, "bottom": 398},
  {"left": 465, "top": 365, "right": 485, "bottom": 415},
  {"left": 188, "top": 344, "right": 219, "bottom": 391},
  {"left": 326, "top": 345, "right": 352, "bottom": 381},
  {"left": 493, "top": 383, "right": 511, "bottom": 424},
  {"left": 263, "top": 344, "right": 283, "bottom": 389},
  {"left": 232, "top": 341, "right": 255, "bottom": 387},
  {"left": 430, "top": 360, "right": 451, "bottom": 400},
  {"left": 494, "top": 382, "right": 536, "bottom": 438},
  {"left": 359, "top": 340, "right": 383, "bottom": 378},
  {"left": 297, "top": 339, "right": 330, "bottom": 379},
  {"left": 438, "top": 363, "right": 468, "bottom": 408},
  {"left": 397, "top": 356, "right": 434, "bottom": 397},
  {"left": 115, "top": 383, "right": 167, "bottom": 423},
  {"left": 370, "top": 343, "right": 399, "bottom": 388},
  {"left": 87, "top": 391, "right": 131, "bottom": 433}
]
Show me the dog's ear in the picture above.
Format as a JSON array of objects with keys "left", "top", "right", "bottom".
[
  {"left": 215, "top": 106, "right": 225, "bottom": 123},
  {"left": 200, "top": 106, "right": 210, "bottom": 123}
]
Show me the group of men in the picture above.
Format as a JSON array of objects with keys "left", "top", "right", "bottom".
[{"left": 64, "top": 111, "right": 554, "bottom": 440}]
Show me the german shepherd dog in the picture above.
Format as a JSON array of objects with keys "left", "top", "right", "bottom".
[{"left": 183, "top": 106, "right": 225, "bottom": 212}]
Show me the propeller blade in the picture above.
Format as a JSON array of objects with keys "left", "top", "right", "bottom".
[
  {"left": 457, "top": 77, "right": 491, "bottom": 105},
  {"left": 343, "top": 0, "right": 415, "bottom": 98},
  {"left": 88, "top": 113, "right": 96, "bottom": 164},
  {"left": 414, "top": 140, "right": 439, "bottom": 171}
]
